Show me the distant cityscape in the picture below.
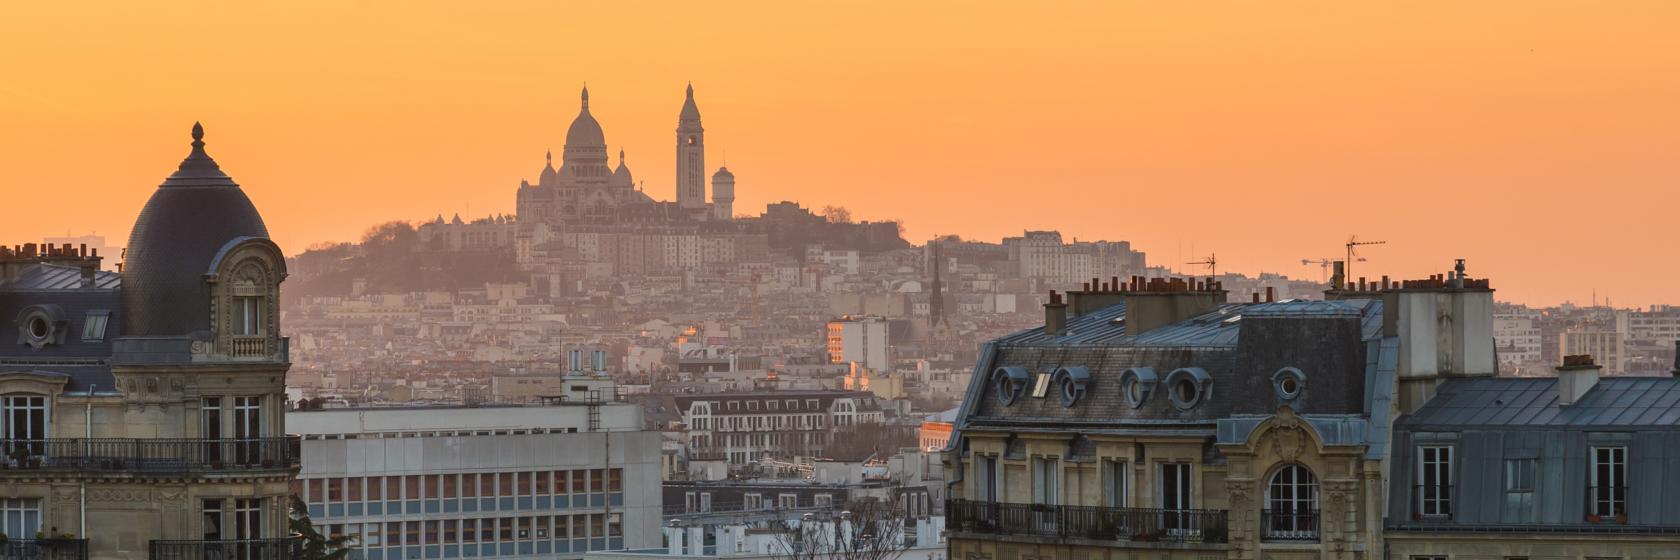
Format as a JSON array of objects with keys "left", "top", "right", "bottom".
[{"left": 3, "top": 85, "right": 1679, "bottom": 560}]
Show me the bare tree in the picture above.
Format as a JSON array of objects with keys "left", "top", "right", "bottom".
[
  {"left": 821, "top": 205, "right": 854, "bottom": 224},
  {"left": 769, "top": 500, "right": 911, "bottom": 560}
]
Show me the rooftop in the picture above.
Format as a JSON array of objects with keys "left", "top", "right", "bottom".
[{"left": 1399, "top": 376, "right": 1680, "bottom": 429}]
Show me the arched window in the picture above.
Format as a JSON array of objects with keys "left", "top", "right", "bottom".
[{"left": 1264, "top": 464, "right": 1320, "bottom": 541}]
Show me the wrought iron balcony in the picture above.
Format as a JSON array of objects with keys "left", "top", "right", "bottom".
[
  {"left": 0, "top": 437, "right": 300, "bottom": 474},
  {"left": 147, "top": 538, "right": 301, "bottom": 560},
  {"left": 0, "top": 539, "right": 88, "bottom": 560},
  {"left": 1261, "top": 508, "right": 1319, "bottom": 542},
  {"left": 947, "top": 499, "right": 1228, "bottom": 544}
]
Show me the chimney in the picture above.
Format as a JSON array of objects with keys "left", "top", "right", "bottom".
[
  {"left": 1044, "top": 290, "right": 1068, "bottom": 337},
  {"left": 1329, "top": 261, "right": 1346, "bottom": 290},
  {"left": 1671, "top": 341, "right": 1680, "bottom": 378},
  {"left": 1557, "top": 354, "right": 1601, "bottom": 406},
  {"left": 1120, "top": 277, "right": 1226, "bottom": 335}
]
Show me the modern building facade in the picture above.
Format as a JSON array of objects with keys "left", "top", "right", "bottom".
[
  {"left": 826, "top": 316, "right": 890, "bottom": 372},
  {"left": 0, "top": 124, "right": 300, "bottom": 558},
  {"left": 292, "top": 387, "right": 662, "bottom": 560}
]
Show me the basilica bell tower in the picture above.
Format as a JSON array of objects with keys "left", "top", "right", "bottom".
[{"left": 676, "top": 83, "right": 706, "bottom": 211}]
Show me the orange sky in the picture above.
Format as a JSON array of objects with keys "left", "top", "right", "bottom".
[{"left": 3, "top": 2, "right": 1677, "bottom": 307}]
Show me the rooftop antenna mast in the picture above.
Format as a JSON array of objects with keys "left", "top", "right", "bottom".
[
  {"left": 1186, "top": 253, "right": 1217, "bottom": 278},
  {"left": 1345, "top": 235, "right": 1386, "bottom": 286}
]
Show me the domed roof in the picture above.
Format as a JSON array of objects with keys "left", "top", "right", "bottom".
[
  {"left": 712, "top": 166, "right": 734, "bottom": 180},
  {"left": 121, "top": 123, "right": 270, "bottom": 337},
  {"left": 566, "top": 86, "right": 606, "bottom": 148},
  {"left": 613, "top": 148, "right": 632, "bottom": 182},
  {"left": 539, "top": 149, "right": 557, "bottom": 183}
]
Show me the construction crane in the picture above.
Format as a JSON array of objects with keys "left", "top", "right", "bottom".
[
  {"left": 1345, "top": 235, "right": 1387, "bottom": 286},
  {"left": 1185, "top": 253, "right": 1217, "bottom": 278},
  {"left": 1301, "top": 257, "right": 1364, "bottom": 283}
]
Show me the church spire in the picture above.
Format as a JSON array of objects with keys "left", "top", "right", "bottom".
[{"left": 581, "top": 84, "right": 590, "bottom": 110}]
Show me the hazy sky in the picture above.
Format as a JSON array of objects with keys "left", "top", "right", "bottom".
[{"left": 3, "top": 2, "right": 1676, "bottom": 307}]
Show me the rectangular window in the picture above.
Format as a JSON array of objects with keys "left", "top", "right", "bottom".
[
  {"left": 744, "top": 493, "right": 763, "bottom": 510},
  {"left": 81, "top": 311, "right": 109, "bottom": 341},
  {"left": 233, "top": 296, "right": 263, "bottom": 335},
  {"left": 366, "top": 476, "right": 383, "bottom": 501},
  {"left": 1159, "top": 463, "right": 1192, "bottom": 510},
  {"left": 2, "top": 396, "right": 47, "bottom": 442},
  {"left": 348, "top": 478, "right": 363, "bottom": 502},
  {"left": 200, "top": 499, "right": 223, "bottom": 541},
  {"left": 0, "top": 499, "right": 41, "bottom": 539},
  {"left": 234, "top": 498, "right": 262, "bottom": 540},
  {"left": 534, "top": 471, "right": 549, "bottom": 495},
  {"left": 1592, "top": 446, "right": 1627, "bottom": 517},
  {"left": 608, "top": 468, "right": 622, "bottom": 492},
  {"left": 442, "top": 474, "right": 457, "bottom": 499},
  {"left": 813, "top": 494, "right": 832, "bottom": 507},
  {"left": 1104, "top": 459, "right": 1128, "bottom": 507},
  {"left": 1504, "top": 458, "right": 1535, "bottom": 514},
  {"left": 1032, "top": 457, "right": 1059, "bottom": 505},
  {"left": 976, "top": 455, "right": 999, "bottom": 502},
  {"left": 1417, "top": 446, "right": 1454, "bottom": 517},
  {"left": 232, "top": 396, "right": 261, "bottom": 438},
  {"left": 589, "top": 469, "right": 604, "bottom": 492},
  {"left": 778, "top": 494, "right": 798, "bottom": 509}
]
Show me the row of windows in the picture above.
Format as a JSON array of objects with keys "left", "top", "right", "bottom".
[
  {"left": 1414, "top": 444, "right": 1628, "bottom": 519},
  {"left": 681, "top": 491, "right": 833, "bottom": 512},
  {"left": 691, "top": 414, "right": 829, "bottom": 432},
  {"left": 318, "top": 513, "right": 621, "bottom": 549},
  {"left": 298, "top": 470, "right": 624, "bottom": 504},
  {"left": 692, "top": 399, "right": 827, "bottom": 413}
]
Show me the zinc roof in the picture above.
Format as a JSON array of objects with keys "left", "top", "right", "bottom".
[{"left": 1399, "top": 376, "right": 1680, "bottom": 429}]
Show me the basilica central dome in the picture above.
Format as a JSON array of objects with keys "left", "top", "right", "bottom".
[{"left": 565, "top": 86, "right": 606, "bottom": 148}]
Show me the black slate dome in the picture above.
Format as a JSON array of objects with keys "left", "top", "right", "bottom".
[{"left": 121, "top": 123, "right": 270, "bottom": 337}]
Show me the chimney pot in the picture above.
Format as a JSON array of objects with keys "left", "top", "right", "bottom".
[{"left": 1558, "top": 354, "right": 1602, "bottom": 406}]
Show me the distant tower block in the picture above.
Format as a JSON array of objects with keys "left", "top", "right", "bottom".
[
  {"left": 711, "top": 167, "right": 735, "bottom": 220},
  {"left": 676, "top": 83, "right": 706, "bottom": 210}
]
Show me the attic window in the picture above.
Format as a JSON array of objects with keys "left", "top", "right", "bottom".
[
  {"left": 82, "top": 311, "right": 110, "bottom": 341},
  {"left": 27, "top": 317, "right": 50, "bottom": 340},
  {"left": 1164, "top": 368, "right": 1212, "bottom": 411},
  {"left": 991, "top": 367, "right": 1029, "bottom": 406},
  {"left": 1273, "top": 367, "right": 1306, "bottom": 401},
  {"left": 1119, "top": 368, "right": 1158, "bottom": 409},
  {"left": 1054, "top": 366, "right": 1091, "bottom": 407}
]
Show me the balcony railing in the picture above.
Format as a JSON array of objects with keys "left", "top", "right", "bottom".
[
  {"left": 1261, "top": 509, "right": 1319, "bottom": 542},
  {"left": 0, "top": 539, "right": 88, "bottom": 560},
  {"left": 148, "top": 538, "right": 301, "bottom": 560},
  {"left": 228, "top": 336, "right": 270, "bottom": 358},
  {"left": 0, "top": 437, "right": 300, "bottom": 474},
  {"left": 947, "top": 499, "right": 1228, "bottom": 544}
]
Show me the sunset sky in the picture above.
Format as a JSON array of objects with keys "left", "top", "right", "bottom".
[{"left": 2, "top": 2, "right": 1677, "bottom": 307}]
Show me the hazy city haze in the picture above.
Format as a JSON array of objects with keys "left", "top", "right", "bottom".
[{"left": 3, "top": 2, "right": 1678, "bottom": 306}]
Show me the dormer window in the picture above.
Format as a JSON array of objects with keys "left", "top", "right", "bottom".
[{"left": 81, "top": 311, "right": 110, "bottom": 341}]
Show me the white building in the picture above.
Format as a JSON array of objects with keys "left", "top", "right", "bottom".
[
  {"left": 826, "top": 316, "right": 890, "bottom": 372},
  {"left": 674, "top": 391, "right": 884, "bottom": 465},
  {"left": 1560, "top": 328, "right": 1627, "bottom": 375},
  {"left": 1494, "top": 311, "right": 1543, "bottom": 371},
  {"left": 291, "top": 393, "right": 663, "bottom": 560}
]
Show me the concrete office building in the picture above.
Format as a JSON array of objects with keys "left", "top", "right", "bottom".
[
  {"left": 291, "top": 377, "right": 662, "bottom": 560},
  {"left": 826, "top": 316, "right": 889, "bottom": 372}
]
